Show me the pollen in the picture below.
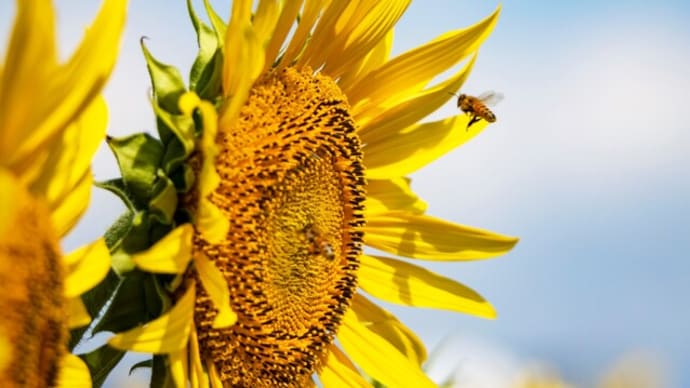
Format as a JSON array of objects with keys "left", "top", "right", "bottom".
[
  {"left": 0, "top": 185, "right": 66, "bottom": 387},
  {"left": 190, "top": 67, "right": 366, "bottom": 387}
]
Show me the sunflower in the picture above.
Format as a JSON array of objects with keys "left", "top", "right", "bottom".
[
  {"left": 0, "top": 0, "right": 126, "bottom": 386},
  {"left": 96, "top": 1, "right": 517, "bottom": 387}
]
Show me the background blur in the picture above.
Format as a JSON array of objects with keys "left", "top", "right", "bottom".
[{"left": 2, "top": 0, "right": 689, "bottom": 386}]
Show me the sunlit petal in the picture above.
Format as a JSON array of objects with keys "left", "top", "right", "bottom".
[
  {"left": 366, "top": 211, "right": 518, "bottom": 260},
  {"left": 365, "top": 177, "right": 427, "bottom": 215},
  {"left": 64, "top": 237, "right": 111, "bottom": 298},
  {"left": 338, "top": 309, "right": 435, "bottom": 388},
  {"left": 55, "top": 354, "right": 91, "bottom": 388},
  {"left": 359, "top": 255, "right": 496, "bottom": 318},
  {"left": 320, "top": 345, "right": 372, "bottom": 388}
]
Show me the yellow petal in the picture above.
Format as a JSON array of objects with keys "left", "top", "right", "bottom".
[
  {"left": 338, "top": 309, "right": 436, "bottom": 388},
  {"left": 357, "top": 53, "right": 477, "bottom": 139},
  {"left": 297, "top": 1, "right": 353, "bottom": 70},
  {"left": 359, "top": 255, "right": 496, "bottom": 318},
  {"left": 320, "top": 345, "right": 372, "bottom": 388},
  {"left": 364, "top": 113, "right": 486, "bottom": 180},
  {"left": 50, "top": 170, "right": 92, "bottom": 238},
  {"left": 0, "top": 0, "right": 57, "bottom": 159},
  {"left": 264, "top": 0, "right": 304, "bottom": 69},
  {"left": 278, "top": 0, "right": 328, "bottom": 69},
  {"left": 0, "top": 169, "right": 19, "bottom": 236},
  {"left": 132, "top": 224, "right": 194, "bottom": 274},
  {"left": 365, "top": 178, "right": 427, "bottom": 215},
  {"left": 5, "top": 0, "right": 126, "bottom": 169},
  {"left": 194, "top": 252, "right": 237, "bottom": 328},
  {"left": 68, "top": 298, "right": 92, "bottom": 329},
  {"left": 253, "top": 0, "right": 281, "bottom": 49},
  {"left": 351, "top": 294, "right": 427, "bottom": 366},
  {"left": 55, "top": 354, "right": 91, "bottom": 388},
  {"left": 25, "top": 97, "right": 107, "bottom": 227},
  {"left": 208, "top": 361, "right": 223, "bottom": 388},
  {"left": 348, "top": 6, "right": 500, "bottom": 110},
  {"left": 221, "top": 0, "right": 265, "bottom": 124},
  {"left": 169, "top": 346, "right": 189, "bottom": 388},
  {"left": 365, "top": 211, "right": 518, "bottom": 260},
  {"left": 190, "top": 327, "right": 209, "bottom": 388},
  {"left": 339, "top": 27, "right": 394, "bottom": 92},
  {"left": 64, "top": 238, "right": 111, "bottom": 298},
  {"left": 299, "top": 0, "right": 408, "bottom": 79},
  {"left": 179, "top": 92, "right": 230, "bottom": 243},
  {"left": 108, "top": 284, "right": 195, "bottom": 353},
  {"left": 320, "top": 0, "right": 409, "bottom": 79}
]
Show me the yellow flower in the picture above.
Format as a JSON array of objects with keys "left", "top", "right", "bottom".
[
  {"left": 0, "top": 0, "right": 126, "bottom": 386},
  {"left": 106, "top": 1, "right": 517, "bottom": 387}
]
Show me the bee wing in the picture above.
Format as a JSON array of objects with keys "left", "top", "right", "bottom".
[{"left": 477, "top": 91, "right": 504, "bottom": 106}]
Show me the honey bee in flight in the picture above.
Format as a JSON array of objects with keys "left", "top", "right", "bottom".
[{"left": 450, "top": 91, "right": 504, "bottom": 130}]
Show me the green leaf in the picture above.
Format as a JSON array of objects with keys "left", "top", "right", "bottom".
[
  {"left": 149, "top": 171, "right": 178, "bottom": 225},
  {"left": 93, "top": 270, "right": 165, "bottom": 334},
  {"left": 107, "top": 133, "right": 164, "bottom": 204},
  {"left": 141, "top": 38, "right": 187, "bottom": 113},
  {"left": 129, "top": 359, "right": 153, "bottom": 376},
  {"left": 79, "top": 345, "right": 126, "bottom": 388}
]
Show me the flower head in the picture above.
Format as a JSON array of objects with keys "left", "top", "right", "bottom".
[
  {"left": 99, "top": 1, "right": 517, "bottom": 387},
  {"left": 0, "top": 0, "right": 126, "bottom": 386}
]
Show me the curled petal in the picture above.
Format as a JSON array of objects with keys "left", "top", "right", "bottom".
[{"left": 132, "top": 224, "right": 194, "bottom": 274}]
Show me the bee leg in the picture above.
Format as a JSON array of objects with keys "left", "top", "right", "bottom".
[{"left": 466, "top": 115, "right": 481, "bottom": 131}]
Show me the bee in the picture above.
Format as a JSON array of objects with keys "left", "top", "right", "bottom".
[
  {"left": 303, "top": 224, "right": 336, "bottom": 261},
  {"left": 451, "top": 91, "right": 504, "bottom": 130}
]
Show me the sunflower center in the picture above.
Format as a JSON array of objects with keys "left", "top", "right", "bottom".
[
  {"left": 0, "top": 182, "right": 66, "bottom": 387},
  {"left": 193, "top": 67, "right": 365, "bottom": 387}
]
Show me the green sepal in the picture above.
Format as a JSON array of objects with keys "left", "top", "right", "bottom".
[
  {"left": 188, "top": 0, "right": 223, "bottom": 99},
  {"left": 129, "top": 359, "right": 153, "bottom": 376},
  {"left": 141, "top": 38, "right": 187, "bottom": 114},
  {"left": 95, "top": 179, "right": 136, "bottom": 211},
  {"left": 110, "top": 212, "right": 150, "bottom": 275},
  {"left": 153, "top": 102, "right": 195, "bottom": 156},
  {"left": 79, "top": 345, "right": 126, "bottom": 388},
  {"left": 168, "top": 163, "right": 195, "bottom": 193},
  {"left": 103, "top": 210, "right": 135, "bottom": 250},
  {"left": 106, "top": 133, "right": 164, "bottom": 204},
  {"left": 149, "top": 170, "right": 178, "bottom": 225},
  {"left": 195, "top": 48, "right": 223, "bottom": 101},
  {"left": 151, "top": 355, "right": 175, "bottom": 388},
  {"left": 203, "top": 0, "right": 227, "bottom": 48},
  {"left": 68, "top": 269, "right": 122, "bottom": 351},
  {"left": 92, "top": 270, "right": 166, "bottom": 334}
]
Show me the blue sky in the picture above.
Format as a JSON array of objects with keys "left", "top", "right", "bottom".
[{"left": 2, "top": 1, "right": 689, "bottom": 386}]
